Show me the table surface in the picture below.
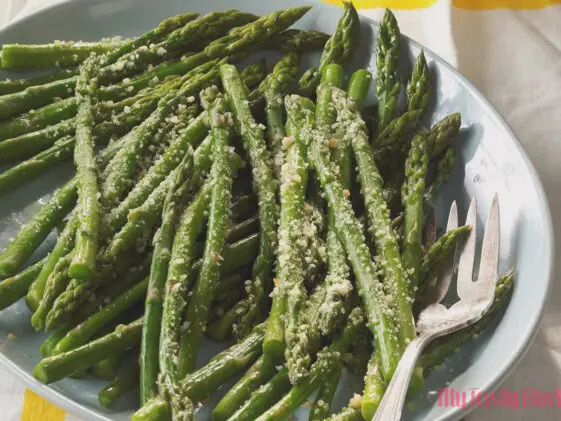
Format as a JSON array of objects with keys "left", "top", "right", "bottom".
[{"left": 1, "top": 1, "right": 561, "bottom": 420}]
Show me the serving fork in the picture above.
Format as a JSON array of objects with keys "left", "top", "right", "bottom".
[{"left": 373, "top": 195, "right": 500, "bottom": 421}]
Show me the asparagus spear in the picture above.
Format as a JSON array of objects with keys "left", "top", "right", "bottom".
[
  {"left": 285, "top": 94, "right": 400, "bottom": 384},
  {"left": 315, "top": 66, "right": 353, "bottom": 337},
  {"left": 375, "top": 9, "right": 401, "bottom": 132},
  {"left": 406, "top": 50, "right": 430, "bottom": 115},
  {"left": 0, "top": 179, "right": 77, "bottom": 277},
  {"left": 100, "top": 13, "right": 201, "bottom": 66},
  {"left": 212, "top": 355, "right": 278, "bottom": 421},
  {"left": 0, "top": 97, "right": 76, "bottom": 140},
  {"left": 310, "top": 368, "right": 341, "bottom": 421},
  {"left": 220, "top": 64, "right": 279, "bottom": 337},
  {"left": 0, "top": 39, "right": 126, "bottom": 69},
  {"left": 69, "top": 56, "right": 101, "bottom": 282},
  {"left": 178, "top": 97, "right": 235, "bottom": 376},
  {"left": 98, "top": 364, "right": 140, "bottom": 408},
  {"left": 33, "top": 318, "right": 143, "bottom": 384},
  {"left": 227, "top": 368, "right": 291, "bottom": 421},
  {"left": 30, "top": 251, "right": 73, "bottom": 331},
  {"left": 268, "top": 29, "right": 329, "bottom": 53},
  {"left": 39, "top": 255, "right": 150, "bottom": 356},
  {"left": 297, "top": 1, "right": 360, "bottom": 97},
  {"left": 0, "top": 119, "right": 75, "bottom": 165},
  {"left": 425, "top": 146, "right": 456, "bottom": 208},
  {"left": 92, "top": 353, "right": 125, "bottom": 380},
  {"left": 100, "top": 69, "right": 217, "bottom": 208},
  {"left": 331, "top": 88, "right": 423, "bottom": 396},
  {"left": 1, "top": 13, "right": 199, "bottom": 69},
  {"left": 0, "top": 77, "right": 77, "bottom": 120},
  {"left": 98, "top": 11, "right": 258, "bottom": 84},
  {"left": 135, "top": 323, "right": 266, "bottom": 420},
  {"left": 416, "top": 225, "right": 470, "bottom": 301},
  {"left": 99, "top": 7, "right": 311, "bottom": 100},
  {"left": 102, "top": 112, "right": 207, "bottom": 239},
  {"left": 0, "top": 258, "right": 45, "bottom": 311},
  {"left": 104, "top": 137, "right": 219, "bottom": 260},
  {"left": 139, "top": 152, "right": 194, "bottom": 405},
  {"left": 426, "top": 113, "right": 462, "bottom": 159},
  {"left": 0, "top": 68, "right": 77, "bottom": 95},
  {"left": 272, "top": 83, "right": 309, "bottom": 380},
  {"left": 159, "top": 179, "right": 213, "bottom": 387},
  {"left": 241, "top": 60, "right": 268, "bottom": 91},
  {"left": 52, "top": 276, "right": 149, "bottom": 355},
  {"left": 99, "top": 365, "right": 140, "bottom": 408},
  {"left": 259, "top": 52, "right": 301, "bottom": 179},
  {"left": 361, "top": 354, "right": 387, "bottom": 419},
  {"left": 255, "top": 308, "right": 364, "bottom": 421},
  {"left": 347, "top": 69, "right": 373, "bottom": 111},
  {"left": 0, "top": 136, "right": 74, "bottom": 196},
  {"left": 401, "top": 134, "right": 429, "bottom": 297}
]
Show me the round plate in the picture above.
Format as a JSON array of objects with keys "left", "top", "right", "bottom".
[{"left": 0, "top": 0, "right": 553, "bottom": 420}]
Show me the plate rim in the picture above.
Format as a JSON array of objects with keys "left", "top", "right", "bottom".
[{"left": 0, "top": 1, "right": 554, "bottom": 420}]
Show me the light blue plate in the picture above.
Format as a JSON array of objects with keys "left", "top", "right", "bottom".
[{"left": 0, "top": 0, "right": 554, "bottom": 420}]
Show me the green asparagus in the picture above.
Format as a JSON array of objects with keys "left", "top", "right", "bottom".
[
  {"left": 99, "top": 7, "right": 311, "bottom": 100},
  {"left": 33, "top": 318, "right": 142, "bottom": 384},
  {"left": 178, "top": 97, "right": 235, "bottom": 376},
  {"left": 285, "top": 94, "right": 400, "bottom": 385},
  {"left": 402, "top": 134, "right": 429, "bottom": 296},
  {"left": 99, "top": 365, "right": 140, "bottom": 408},
  {"left": 375, "top": 9, "right": 401, "bottom": 132},
  {"left": 255, "top": 308, "right": 364, "bottom": 421},
  {"left": 139, "top": 152, "right": 194, "bottom": 405},
  {"left": 0, "top": 258, "right": 45, "bottom": 311},
  {"left": 220, "top": 64, "right": 279, "bottom": 337},
  {"left": 212, "top": 355, "right": 277, "bottom": 421},
  {"left": 0, "top": 136, "right": 74, "bottom": 196},
  {"left": 0, "top": 68, "right": 77, "bottom": 95},
  {"left": 69, "top": 56, "right": 101, "bottom": 282},
  {"left": 426, "top": 113, "right": 461, "bottom": 159},
  {"left": 102, "top": 112, "right": 207, "bottom": 239},
  {"left": 297, "top": 1, "right": 360, "bottom": 97},
  {"left": 331, "top": 88, "right": 423, "bottom": 396},
  {"left": 1, "top": 39, "right": 126, "bottom": 69},
  {"left": 241, "top": 60, "right": 268, "bottom": 91},
  {"left": 30, "top": 251, "right": 73, "bottom": 331},
  {"left": 159, "top": 179, "right": 213, "bottom": 387},
  {"left": 99, "top": 11, "right": 258, "bottom": 84},
  {"left": 260, "top": 52, "right": 301, "bottom": 178},
  {"left": 406, "top": 50, "right": 430, "bottom": 115},
  {"left": 0, "top": 178, "right": 76, "bottom": 277}
]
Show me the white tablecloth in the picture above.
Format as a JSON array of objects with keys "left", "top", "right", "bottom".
[{"left": 1, "top": 1, "right": 561, "bottom": 420}]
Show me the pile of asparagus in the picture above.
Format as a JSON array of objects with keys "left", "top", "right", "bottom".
[{"left": 0, "top": 3, "right": 514, "bottom": 421}]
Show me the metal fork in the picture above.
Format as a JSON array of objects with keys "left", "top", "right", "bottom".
[{"left": 372, "top": 195, "right": 500, "bottom": 421}]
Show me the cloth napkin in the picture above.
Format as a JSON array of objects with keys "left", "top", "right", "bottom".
[{"left": 1, "top": 0, "right": 561, "bottom": 420}]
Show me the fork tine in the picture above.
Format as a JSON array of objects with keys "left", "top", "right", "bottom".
[
  {"left": 456, "top": 197, "right": 477, "bottom": 300},
  {"left": 423, "top": 207, "right": 437, "bottom": 250},
  {"left": 476, "top": 194, "right": 500, "bottom": 295},
  {"left": 431, "top": 201, "right": 459, "bottom": 303}
]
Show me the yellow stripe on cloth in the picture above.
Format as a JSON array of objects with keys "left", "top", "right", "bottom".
[
  {"left": 21, "top": 389, "right": 65, "bottom": 421},
  {"left": 321, "top": 0, "right": 561, "bottom": 8},
  {"left": 321, "top": 0, "right": 437, "bottom": 9},
  {"left": 452, "top": 0, "right": 561, "bottom": 9}
]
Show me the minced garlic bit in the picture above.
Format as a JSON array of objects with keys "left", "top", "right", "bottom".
[
  {"left": 282, "top": 136, "right": 294, "bottom": 149},
  {"left": 327, "top": 138, "right": 337, "bottom": 149},
  {"left": 350, "top": 394, "right": 363, "bottom": 409},
  {"left": 7, "top": 333, "right": 16, "bottom": 341},
  {"left": 343, "top": 189, "right": 351, "bottom": 198}
]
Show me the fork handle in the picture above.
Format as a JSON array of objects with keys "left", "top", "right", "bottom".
[{"left": 372, "top": 333, "right": 435, "bottom": 421}]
